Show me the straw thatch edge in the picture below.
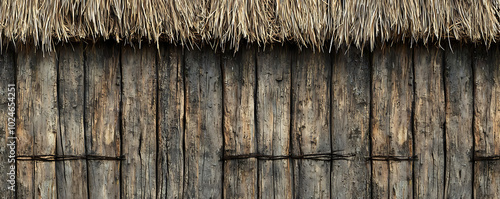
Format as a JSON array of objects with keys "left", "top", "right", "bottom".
[{"left": 1, "top": 0, "right": 499, "bottom": 52}]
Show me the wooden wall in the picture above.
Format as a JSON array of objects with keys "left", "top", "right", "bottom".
[{"left": 0, "top": 41, "right": 499, "bottom": 198}]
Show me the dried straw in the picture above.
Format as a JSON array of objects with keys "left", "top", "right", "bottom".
[{"left": 1, "top": 0, "right": 499, "bottom": 51}]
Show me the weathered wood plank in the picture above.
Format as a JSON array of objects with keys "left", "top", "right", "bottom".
[
  {"left": 85, "top": 42, "right": 121, "bottom": 199},
  {"left": 56, "top": 44, "right": 88, "bottom": 199},
  {"left": 17, "top": 49, "right": 58, "bottom": 198},
  {"left": 473, "top": 45, "right": 500, "bottom": 199},
  {"left": 331, "top": 46, "right": 371, "bottom": 198},
  {"left": 292, "top": 49, "right": 331, "bottom": 199},
  {"left": 413, "top": 45, "right": 445, "bottom": 199},
  {"left": 474, "top": 161, "right": 500, "bottom": 199},
  {"left": 184, "top": 47, "right": 223, "bottom": 199},
  {"left": 222, "top": 46, "right": 257, "bottom": 199},
  {"left": 444, "top": 42, "right": 473, "bottom": 198},
  {"left": 371, "top": 44, "right": 413, "bottom": 199},
  {"left": 256, "top": 45, "right": 292, "bottom": 199},
  {"left": 157, "top": 44, "right": 185, "bottom": 199},
  {"left": 0, "top": 49, "right": 16, "bottom": 198},
  {"left": 121, "top": 45, "right": 157, "bottom": 199}
]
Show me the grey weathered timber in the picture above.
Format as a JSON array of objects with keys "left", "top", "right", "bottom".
[
  {"left": 256, "top": 45, "right": 293, "bottom": 199},
  {"left": 473, "top": 45, "right": 500, "bottom": 199},
  {"left": 331, "top": 46, "right": 371, "bottom": 198},
  {"left": 184, "top": 47, "right": 223, "bottom": 199},
  {"left": 157, "top": 44, "right": 185, "bottom": 199},
  {"left": 85, "top": 42, "right": 121, "bottom": 199},
  {"left": 222, "top": 46, "right": 257, "bottom": 199},
  {"left": 0, "top": 49, "right": 15, "bottom": 198},
  {"left": 8, "top": 41, "right": 500, "bottom": 199},
  {"left": 371, "top": 44, "right": 413, "bottom": 199},
  {"left": 413, "top": 45, "right": 445, "bottom": 199},
  {"left": 444, "top": 42, "right": 473, "bottom": 199},
  {"left": 292, "top": 49, "right": 331, "bottom": 199},
  {"left": 56, "top": 44, "right": 88, "bottom": 199},
  {"left": 121, "top": 45, "right": 157, "bottom": 199},
  {"left": 17, "top": 49, "right": 58, "bottom": 198}
]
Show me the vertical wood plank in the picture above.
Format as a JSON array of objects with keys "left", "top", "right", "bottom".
[
  {"left": 85, "top": 42, "right": 121, "bottom": 199},
  {"left": 292, "top": 49, "right": 331, "bottom": 199},
  {"left": 0, "top": 49, "right": 15, "bottom": 198},
  {"left": 473, "top": 45, "right": 500, "bottom": 199},
  {"left": 371, "top": 44, "right": 413, "bottom": 199},
  {"left": 17, "top": 49, "right": 58, "bottom": 198},
  {"left": 121, "top": 45, "right": 157, "bottom": 199},
  {"left": 56, "top": 44, "right": 88, "bottom": 199},
  {"left": 157, "top": 44, "right": 185, "bottom": 199},
  {"left": 16, "top": 50, "right": 34, "bottom": 199},
  {"left": 413, "top": 45, "right": 445, "bottom": 199},
  {"left": 331, "top": 46, "right": 371, "bottom": 198},
  {"left": 222, "top": 46, "right": 257, "bottom": 198},
  {"left": 256, "top": 46, "right": 292, "bottom": 199},
  {"left": 444, "top": 42, "right": 473, "bottom": 199},
  {"left": 184, "top": 47, "right": 223, "bottom": 198}
]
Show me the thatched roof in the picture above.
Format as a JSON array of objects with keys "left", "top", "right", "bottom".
[{"left": 1, "top": 0, "right": 499, "bottom": 51}]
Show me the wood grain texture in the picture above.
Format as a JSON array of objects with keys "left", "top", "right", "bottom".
[
  {"left": 331, "top": 46, "right": 371, "bottom": 199},
  {"left": 473, "top": 45, "right": 500, "bottom": 199},
  {"left": 56, "top": 44, "right": 88, "bottom": 199},
  {"left": 222, "top": 46, "right": 257, "bottom": 199},
  {"left": 371, "top": 44, "right": 413, "bottom": 199},
  {"left": 121, "top": 45, "right": 157, "bottom": 199},
  {"left": 0, "top": 49, "right": 15, "bottom": 198},
  {"left": 444, "top": 42, "right": 473, "bottom": 199},
  {"left": 256, "top": 45, "right": 292, "bottom": 199},
  {"left": 157, "top": 44, "right": 185, "bottom": 199},
  {"left": 184, "top": 47, "right": 223, "bottom": 199},
  {"left": 413, "top": 45, "right": 445, "bottom": 199},
  {"left": 292, "top": 49, "right": 331, "bottom": 199},
  {"left": 17, "top": 49, "right": 58, "bottom": 199},
  {"left": 85, "top": 42, "right": 121, "bottom": 199},
  {"left": 16, "top": 51, "right": 34, "bottom": 199}
]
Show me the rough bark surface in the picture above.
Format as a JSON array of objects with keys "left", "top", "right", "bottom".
[
  {"left": 292, "top": 49, "right": 331, "bottom": 199},
  {"left": 371, "top": 44, "right": 414, "bottom": 199},
  {"left": 7, "top": 42, "right": 500, "bottom": 199},
  {"left": 184, "top": 48, "right": 223, "bottom": 199},
  {"left": 444, "top": 42, "right": 473, "bottom": 199},
  {"left": 413, "top": 45, "right": 445, "bottom": 199},
  {"left": 222, "top": 46, "right": 257, "bottom": 199},
  {"left": 473, "top": 45, "right": 500, "bottom": 199},
  {"left": 157, "top": 44, "right": 185, "bottom": 199},
  {"left": 85, "top": 42, "right": 121, "bottom": 199},
  {"left": 256, "top": 45, "right": 293, "bottom": 199},
  {"left": 0, "top": 49, "right": 16, "bottom": 198},
  {"left": 17, "top": 50, "right": 58, "bottom": 199},
  {"left": 121, "top": 45, "right": 157, "bottom": 199},
  {"left": 331, "top": 46, "right": 371, "bottom": 199},
  {"left": 57, "top": 44, "right": 88, "bottom": 199}
]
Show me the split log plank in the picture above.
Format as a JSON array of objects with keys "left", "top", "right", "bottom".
[
  {"left": 256, "top": 46, "right": 293, "bottom": 199},
  {"left": 17, "top": 50, "right": 58, "bottom": 198},
  {"left": 56, "top": 44, "right": 88, "bottom": 199},
  {"left": 331, "top": 46, "right": 371, "bottom": 198},
  {"left": 0, "top": 49, "right": 15, "bottom": 198},
  {"left": 85, "top": 42, "right": 121, "bottom": 199},
  {"left": 292, "top": 49, "right": 331, "bottom": 199},
  {"left": 371, "top": 44, "right": 413, "bottom": 199},
  {"left": 222, "top": 46, "right": 257, "bottom": 198},
  {"left": 157, "top": 45, "right": 185, "bottom": 199},
  {"left": 444, "top": 42, "right": 473, "bottom": 198},
  {"left": 121, "top": 45, "right": 157, "bottom": 199},
  {"left": 473, "top": 45, "right": 500, "bottom": 199},
  {"left": 184, "top": 48, "right": 223, "bottom": 198},
  {"left": 413, "top": 46, "right": 445, "bottom": 199}
]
